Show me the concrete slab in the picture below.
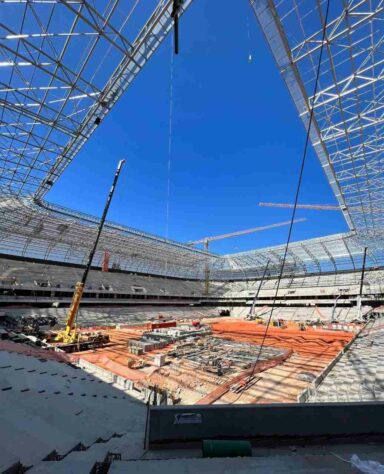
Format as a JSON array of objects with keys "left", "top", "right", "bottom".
[
  {"left": 108, "top": 457, "right": 340, "bottom": 473},
  {"left": 28, "top": 458, "right": 96, "bottom": 474}
]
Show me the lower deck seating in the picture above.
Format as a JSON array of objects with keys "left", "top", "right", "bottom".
[
  {"left": 249, "top": 306, "right": 371, "bottom": 323},
  {"left": 6, "top": 306, "right": 222, "bottom": 328},
  {"left": 308, "top": 318, "right": 384, "bottom": 403},
  {"left": 0, "top": 349, "right": 146, "bottom": 472}
]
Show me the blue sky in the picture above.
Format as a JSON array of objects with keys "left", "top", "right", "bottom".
[{"left": 46, "top": 0, "right": 348, "bottom": 255}]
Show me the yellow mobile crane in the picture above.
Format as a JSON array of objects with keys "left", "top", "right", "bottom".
[{"left": 54, "top": 160, "right": 125, "bottom": 346}]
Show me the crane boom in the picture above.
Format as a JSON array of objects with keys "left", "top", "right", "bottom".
[
  {"left": 56, "top": 159, "right": 125, "bottom": 343},
  {"left": 259, "top": 202, "right": 384, "bottom": 213},
  {"left": 189, "top": 218, "right": 306, "bottom": 245},
  {"left": 259, "top": 202, "right": 341, "bottom": 211}
]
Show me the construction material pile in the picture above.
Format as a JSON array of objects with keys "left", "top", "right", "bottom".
[{"left": 0, "top": 313, "right": 57, "bottom": 335}]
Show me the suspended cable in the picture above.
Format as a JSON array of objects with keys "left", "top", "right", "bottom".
[
  {"left": 165, "top": 36, "right": 174, "bottom": 241},
  {"left": 164, "top": 36, "right": 175, "bottom": 279},
  {"left": 233, "top": 0, "right": 331, "bottom": 403},
  {"left": 246, "top": 15, "right": 252, "bottom": 63}
]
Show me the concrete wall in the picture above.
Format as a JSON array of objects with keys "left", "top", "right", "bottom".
[
  {"left": 78, "top": 358, "right": 133, "bottom": 391},
  {"left": 149, "top": 402, "right": 384, "bottom": 445}
]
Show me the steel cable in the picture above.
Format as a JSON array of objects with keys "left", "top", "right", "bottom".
[{"left": 232, "top": 0, "right": 331, "bottom": 403}]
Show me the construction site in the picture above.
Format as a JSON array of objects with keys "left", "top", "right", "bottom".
[
  {"left": 1, "top": 0, "right": 384, "bottom": 472},
  {"left": 27, "top": 313, "right": 357, "bottom": 406},
  {"left": 0, "top": 300, "right": 377, "bottom": 408}
]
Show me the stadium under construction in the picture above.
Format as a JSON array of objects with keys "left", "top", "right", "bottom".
[{"left": 1, "top": 0, "right": 384, "bottom": 472}]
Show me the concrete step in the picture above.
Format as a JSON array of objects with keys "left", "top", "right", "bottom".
[
  {"left": 27, "top": 457, "right": 95, "bottom": 474},
  {"left": 28, "top": 431, "right": 145, "bottom": 473},
  {"left": 0, "top": 448, "right": 23, "bottom": 474}
]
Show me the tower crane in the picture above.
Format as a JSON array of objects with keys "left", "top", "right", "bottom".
[
  {"left": 188, "top": 218, "right": 306, "bottom": 250},
  {"left": 259, "top": 202, "right": 383, "bottom": 213},
  {"left": 259, "top": 202, "right": 341, "bottom": 211},
  {"left": 188, "top": 218, "right": 306, "bottom": 295}
]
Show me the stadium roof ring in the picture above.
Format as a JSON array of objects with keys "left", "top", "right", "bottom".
[{"left": 0, "top": 0, "right": 383, "bottom": 278}]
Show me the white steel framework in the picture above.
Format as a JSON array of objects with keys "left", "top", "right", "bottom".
[
  {"left": 251, "top": 0, "right": 384, "bottom": 235},
  {"left": 0, "top": 0, "right": 193, "bottom": 197},
  {"left": 0, "top": 195, "right": 381, "bottom": 280},
  {"left": 0, "top": 195, "right": 218, "bottom": 279},
  {"left": 0, "top": 0, "right": 383, "bottom": 280}
]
